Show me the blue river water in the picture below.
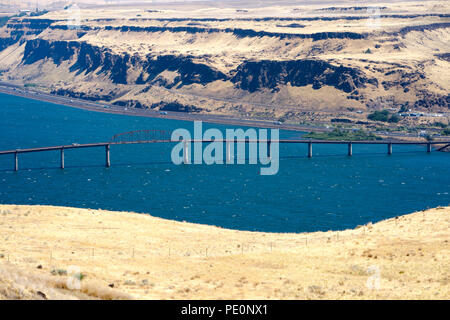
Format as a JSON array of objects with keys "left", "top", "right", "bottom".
[{"left": 0, "top": 92, "right": 449, "bottom": 232}]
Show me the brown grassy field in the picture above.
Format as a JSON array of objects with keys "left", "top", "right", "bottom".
[{"left": 0, "top": 204, "right": 449, "bottom": 299}]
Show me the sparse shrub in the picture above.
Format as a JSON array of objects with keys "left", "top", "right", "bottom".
[
  {"left": 308, "top": 285, "right": 325, "bottom": 295},
  {"left": 399, "top": 104, "right": 409, "bottom": 113},
  {"left": 51, "top": 268, "right": 67, "bottom": 276},
  {"left": 434, "top": 122, "right": 447, "bottom": 128},
  {"left": 368, "top": 110, "right": 400, "bottom": 123},
  {"left": 368, "top": 110, "right": 390, "bottom": 122},
  {"left": 388, "top": 114, "right": 400, "bottom": 123},
  {"left": 73, "top": 272, "right": 86, "bottom": 281},
  {"left": 51, "top": 277, "right": 133, "bottom": 300}
]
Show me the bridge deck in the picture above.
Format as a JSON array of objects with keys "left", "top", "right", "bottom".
[
  {"left": 0, "top": 139, "right": 449, "bottom": 155},
  {"left": 1, "top": 139, "right": 448, "bottom": 171}
]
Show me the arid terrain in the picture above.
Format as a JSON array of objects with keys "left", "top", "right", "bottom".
[
  {"left": 0, "top": 204, "right": 448, "bottom": 299},
  {"left": 0, "top": 1, "right": 448, "bottom": 126},
  {"left": 0, "top": 1, "right": 449, "bottom": 302}
]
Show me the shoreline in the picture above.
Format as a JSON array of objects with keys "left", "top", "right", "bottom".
[
  {"left": 2, "top": 82, "right": 448, "bottom": 147},
  {"left": 0, "top": 82, "right": 327, "bottom": 133},
  {"left": 0, "top": 204, "right": 449, "bottom": 299}
]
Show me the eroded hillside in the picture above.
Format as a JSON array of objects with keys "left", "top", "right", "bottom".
[{"left": 0, "top": 1, "right": 449, "bottom": 122}]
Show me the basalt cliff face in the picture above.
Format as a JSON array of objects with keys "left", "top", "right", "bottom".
[
  {"left": 0, "top": 5, "right": 448, "bottom": 120},
  {"left": 21, "top": 38, "right": 370, "bottom": 93},
  {"left": 231, "top": 60, "right": 374, "bottom": 93}
]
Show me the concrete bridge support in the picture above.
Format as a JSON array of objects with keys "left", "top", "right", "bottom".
[
  {"left": 226, "top": 141, "right": 232, "bottom": 163},
  {"left": 2, "top": 139, "right": 449, "bottom": 172},
  {"left": 106, "top": 144, "right": 110, "bottom": 167},
  {"left": 388, "top": 143, "right": 393, "bottom": 155},
  {"left": 183, "top": 140, "right": 190, "bottom": 164},
  {"left": 61, "top": 148, "right": 64, "bottom": 169}
]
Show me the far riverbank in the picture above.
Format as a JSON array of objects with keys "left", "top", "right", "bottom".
[{"left": 0, "top": 82, "right": 327, "bottom": 133}]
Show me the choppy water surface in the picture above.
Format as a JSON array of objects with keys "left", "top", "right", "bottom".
[{"left": 0, "top": 93, "right": 449, "bottom": 232}]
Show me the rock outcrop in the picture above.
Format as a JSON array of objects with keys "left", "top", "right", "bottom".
[{"left": 231, "top": 60, "right": 373, "bottom": 93}]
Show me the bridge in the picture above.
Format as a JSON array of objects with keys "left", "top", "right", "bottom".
[{"left": 0, "top": 130, "right": 449, "bottom": 171}]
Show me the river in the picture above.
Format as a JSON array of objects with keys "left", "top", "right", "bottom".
[{"left": 0, "top": 92, "right": 449, "bottom": 232}]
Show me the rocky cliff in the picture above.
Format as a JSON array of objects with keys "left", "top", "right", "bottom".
[
  {"left": 0, "top": 9, "right": 448, "bottom": 119},
  {"left": 231, "top": 60, "right": 374, "bottom": 93},
  {"left": 21, "top": 38, "right": 370, "bottom": 95}
]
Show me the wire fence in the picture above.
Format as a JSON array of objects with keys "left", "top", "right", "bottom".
[
  {"left": 1, "top": 206, "right": 435, "bottom": 265},
  {"left": 0, "top": 223, "right": 379, "bottom": 264}
]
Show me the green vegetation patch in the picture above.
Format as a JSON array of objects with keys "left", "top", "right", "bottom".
[
  {"left": 443, "top": 128, "right": 450, "bottom": 136},
  {"left": 303, "top": 128, "right": 382, "bottom": 141},
  {"left": 367, "top": 110, "right": 400, "bottom": 123},
  {"left": 434, "top": 122, "right": 448, "bottom": 128},
  {"left": 51, "top": 268, "right": 67, "bottom": 276}
]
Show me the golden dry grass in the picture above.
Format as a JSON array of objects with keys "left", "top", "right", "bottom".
[{"left": 0, "top": 204, "right": 449, "bottom": 299}]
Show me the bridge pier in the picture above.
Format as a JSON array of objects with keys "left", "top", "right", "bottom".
[
  {"left": 105, "top": 144, "right": 110, "bottom": 167},
  {"left": 226, "top": 141, "right": 232, "bottom": 163},
  {"left": 60, "top": 148, "right": 64, "bottom": 169},
  {"left": 183, "top": 140, "right": 190, "bottom": 164},
  {"left": 2, "top": 138, "right": 450, "bottom": 173}
]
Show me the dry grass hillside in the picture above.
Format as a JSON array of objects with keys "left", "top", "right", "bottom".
[{"left": 0, "top": 204, "right": 449, "bottom": 299}]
